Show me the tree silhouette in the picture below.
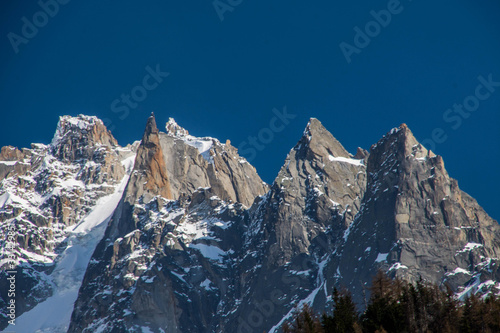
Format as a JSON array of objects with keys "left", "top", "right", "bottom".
[{"left": 283, "top": 271, "right": 499, "bottom": 333}]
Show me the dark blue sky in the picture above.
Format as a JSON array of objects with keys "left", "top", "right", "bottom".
[{"left": 1, "top": 1, "right": 499, "bottom": 220}]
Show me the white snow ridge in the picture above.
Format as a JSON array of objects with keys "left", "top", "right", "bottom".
[{"left": 5, "top": 155, "right": 135, "bottom": 333}]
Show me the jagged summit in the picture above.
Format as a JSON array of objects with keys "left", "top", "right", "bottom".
[
  {"left": 374, "top": 123, "right": 433, "bottom": 154},
  {"left": 129, "top": 112, "right": 173, "bottom": 202},
  {"left": 164, "top": 117, "right": 220, "bottom": 163},
  {"left": 2, "top": 113, "right": 499, "bottom": 333},
  {"left": 298, "top": 117, "right": 352, "bottom": 159},
  {"left": 0, "top": 113, "right": 134, "bottom": 332},
  {"left": 336, "top": 120, "right": 500, "bottom": 309},
  {"left": 141, "top": 112, "right": 161, "bottom": 148},
  {"left": 302, "top": 117, "right": 321, "bottom": 135},
  {"left": 369, "top": 122, "right": 437, "bottom": 173},
  {"left": 143, "top": 112, "right": 159, "bottom": 135},
  {"left": 0, "top": 146, "right": 23, "bottom": 162},
  {"left": 165, "top": 117, "right": 189, "bottom": 137},
  {"left": 50, "top": 114, "right": 118, "bottom": 162},
  {"left": 253, "top": 118, "right": 368, "bottom": 268},
  {"left": 51, "top": 114, "right": 115, "bottom": 145}
]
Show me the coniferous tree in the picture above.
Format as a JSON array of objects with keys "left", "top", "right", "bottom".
[
  {"left": 427, "top": 284, "right": 461, "bottom": 333},
  {"left": 283, "top": 271, "right": 500, "bottom": 333},
  {"left": 482, "top": 294, "right": 500, "bottom": 332},
  {"left": 283, "top": 304, "right": 323, "bottom": 333},
  {"left": 322, "top": 288, "right": 359, "bottom": 333},
  {"left": 460, "top": 293, "right": 500, "bottom": 333},
  {"left": 361, "top": 272, "right": 405, "bottom": 333},
  {"left": 460, "top": 294, "right": 483, "bottom": 333}
]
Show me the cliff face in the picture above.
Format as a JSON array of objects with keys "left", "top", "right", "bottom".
[
  {"left": 333, "top": 124, "right": 500, "bottom": 305},
  {"left": 253, "top": 118, "right": 367, "bottom": 267},
  {"left": 159, "top": 117, "right": 269, "bottom": 206},
  {"left": 2, "top": 114, "right": 499, "bottom": 333},
  {"left": 68, "top": 116, "right": 500, "bottom": 333},
  {"left": 220, "top": 118, "right": 369, "bottom": 331},
  {"left": 0, "top": 115, "right": 135, "bottom": 331},
  {"left": 68, "top": 114, "right": 269, "bottom": 333}
]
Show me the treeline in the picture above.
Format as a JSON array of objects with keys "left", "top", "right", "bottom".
[{"left": 282, "top": 271, "right": 500, "bottom": 333}]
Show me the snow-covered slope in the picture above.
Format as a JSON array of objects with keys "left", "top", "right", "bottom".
[
  {"left": 69, "top": 117, "right": 500, "bottom": 333},
  {"left": 2, "top": 114, "right": 499, "bottom": 333},
  {"left": 0, "top": 115, "right": 137, "bottom": 330},
  {"left": 4, "top": 155, "right": 134, "bottom": 332}
]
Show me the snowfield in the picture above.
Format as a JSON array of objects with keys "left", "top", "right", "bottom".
[{"left": 5, "top": 155, "right": 134, "bottom": 332}]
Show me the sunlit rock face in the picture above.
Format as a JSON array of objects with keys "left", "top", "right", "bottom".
[
  {"left": 0, "top": 115, "right": 134, "bottom": 330},
  {"left": 2, "top": 114, "right": 498, "bottom": 333}
]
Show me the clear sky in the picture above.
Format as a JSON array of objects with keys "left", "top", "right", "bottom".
[{"left": 1, "top": 0, "right": 499, "bottom": 220}]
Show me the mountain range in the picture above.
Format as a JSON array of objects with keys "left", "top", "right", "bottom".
[{"left": 1, "top": 113, "right": 499, "bottom": 333}]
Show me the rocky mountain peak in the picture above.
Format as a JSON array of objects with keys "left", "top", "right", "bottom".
[
  {"left": 0, "top": 113, "right": 135, "bottom": 332},
  {"left": 5, "top": 114, "right": 499, "bottom": 333},
  {"left": 0, "top": 146, "right": 24, "bottom": 161},
  {"left": 129, "top": 113, "right": 173, "bottom": 202},
  {"left": 165, "top": 117, "right": 189, "bottom": 137},
  {"left": 367, "top": 123, "right": 436, "bottom": 175},
  {"left": 141, "top": 113, "right": 160, "bottom": 145},
  {"left": 303, "top": 117, "right": 322, "bottom": 135},
  {"left": 254, "top": 118, "right": 367, "bottom": 268},
  {"left": 50, "top": 114, "right": 118, "bottom": 162},
  {"left": 336, "top": 121, "right": 500, "bottom": 308},
  {"left": 105, "top": 112, "right": 268, "bottom": 241},
  {"left": 296, "top": 118, "right": 352, "bottom": 162}
]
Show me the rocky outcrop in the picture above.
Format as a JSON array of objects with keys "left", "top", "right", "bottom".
[
  {"left": 219, "top": 118, "right": 368, "bottom": 332},
  {"left": 255, "top": 118, "right": 367, "bottom": 267},
  {"left": 127, "top": 113, "right": 173, "bottom": 202},
  {"left": 0, "top": 146, "right": 30, "bottom": 181},
  {"left": 159, "top": 117, "right": 269, "bottom": 207},
  {"left": 332, "top": 124, "right": 500, "bottom": 307},
  {"left": 0, "top": 115, "right": 128, "bottom": 252},
  {"left": 68, "top": 187, "right": 249, "bottom": 333},
  {"left": 4, "top": 113, "right": 498, "bottom": 333},
  {"left": 0, "top": 115, "right": 133, "bottom": 330},
  {"left": 106, "top": 114, "right": 269, "bottom": 240},
  {"left": 68, "top": 115, "right": 269, "bottom": 333},
  {"left": 50, "top": 114, "right": 119, "bottom": 162}
]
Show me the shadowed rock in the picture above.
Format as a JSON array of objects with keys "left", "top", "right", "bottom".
[{"left": 61, "top": 117, "right": 500, "bottom": 333}]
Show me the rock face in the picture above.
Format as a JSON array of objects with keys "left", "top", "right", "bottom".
[
  {"left": 0, "top": 115, "right": 135, "bottom": 330},
  {"left": 255, "top": 118, "right": 367, "bottom": 267},
  {"left": 2, "top": 114, "right": 499, "bottom": 333},
  {"left": 219, "top": 118, "right": 368, "bottom": 332},
  {"left": 332, "top": 124, "right": 500, "bottom": 306},
  {"left": 67, "top": 117, "right": 500, "bottom": 333},
  {"left": 131, "top": 113, "right": 173, "bottom": 201},
  {"left": 159, "top": 117, "right": 269, "bottom": 206},
  {"left": 50, "top": 115, "right": 120, "bottom": 162},
  {"left": 68, "top": 115, "right": 269, "bottom": 333}
]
